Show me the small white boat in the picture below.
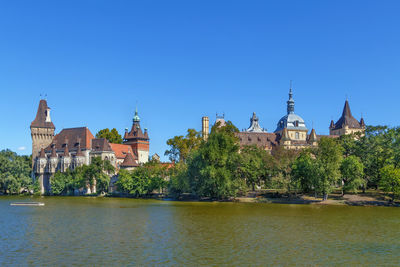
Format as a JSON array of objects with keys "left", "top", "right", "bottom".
[{"left": 10, "top": 202, "right": 45, "bottom": 206}]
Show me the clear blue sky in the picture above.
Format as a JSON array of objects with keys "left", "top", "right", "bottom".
[{"left": 1, "top": 0, "right": 399, "bottom": 159}]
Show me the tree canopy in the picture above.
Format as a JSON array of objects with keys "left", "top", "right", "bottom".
[{"left": 96, "top": 128, "right": 123, "bottom": 144}]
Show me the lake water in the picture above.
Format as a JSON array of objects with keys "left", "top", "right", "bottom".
[{"left": 0, "top": 196, "right": 399, "bottom": 266}]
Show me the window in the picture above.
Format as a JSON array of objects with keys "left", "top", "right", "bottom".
[{"left": 295, "top": 132, "right": 299, "bottom": 139}]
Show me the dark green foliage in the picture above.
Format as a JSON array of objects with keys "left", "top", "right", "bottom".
[
  {"left": 380, "top": 165, "right": 400, "bottom": 201},
  {"left": 340, "top": 155, "right": 365, "bottom": 194},
  {"left": 238, "top": 145, "right": 272, "bottom": 191},
  {"left": 50, "top": 157, "right": 115, "bottom": 195},
  {"left": 96, "top": 128, "right": 123, "bottom": 144},
  {"left": 292, "top": 151, "right": 317, "bottom": 193},
  {"left": 185, "top": 123, "right": 244, "bottom": 199},
  {"left": 0, "top": 150, "right": 32, "bottom": 194},
  {"left": 164, "top": 129, "right": 202, "bottom": 162},
  {"left": 51, "top": 170, "right": 75, "bottom": 195},
  {"left": 115, "top": 162, "right": 169, "bottom": 197}
]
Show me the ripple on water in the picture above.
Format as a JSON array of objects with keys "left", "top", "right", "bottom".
[{"left": 0, "top": 197, "right": 399, "bottom": 266}]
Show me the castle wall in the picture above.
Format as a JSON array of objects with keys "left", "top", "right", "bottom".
[{"left": 31, "top": 127, "right": 54, "bottom": 166}]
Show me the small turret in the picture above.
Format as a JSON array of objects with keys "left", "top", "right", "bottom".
[
  {"left": 308, "top": 129, "right": 318, "bottom": 146},
  {"left": 61, "top": 141, "right": 71, "bottom": 172},
  {"left": 360, "top": 117, "right": 365, "bottom": 128},
  {"left": 49, "top": 144, "right": 58, "bottom": 173},
  {"left": 39, "top": 148, "right": 46, "bottom": 159}
]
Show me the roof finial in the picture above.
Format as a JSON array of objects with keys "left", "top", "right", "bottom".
[
  {"left": 287, "top": 81, "right": 295, "bottom": 114},
  {"left": 133, "top": 104, "right": 140, "bottom": 122}
]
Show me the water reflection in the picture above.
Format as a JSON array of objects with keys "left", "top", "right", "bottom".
[{"left": 0, "top": 197, "right": 399, "bottom": 266}]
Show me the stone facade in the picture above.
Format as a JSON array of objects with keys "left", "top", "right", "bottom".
[
  {"left": 30, "top": 100, "right": 55, "bottom": 166},
  {"left": 31, "top": 100, "right": 149, "bottom": 194},
  {"left": 205, "top": 86, "right": 360, "bottom": 153}
]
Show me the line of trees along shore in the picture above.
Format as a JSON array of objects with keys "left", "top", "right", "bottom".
[{"left": 1, "top": 124, "right": 400, "bottom": 201}]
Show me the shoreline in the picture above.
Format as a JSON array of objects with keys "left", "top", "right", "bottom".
[{"left": 2, "top": 192, "right": 399, "bottom": 207}]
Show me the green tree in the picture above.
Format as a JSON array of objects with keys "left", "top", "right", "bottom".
[
  {"left": 165, "top": 129, "right": 202, "bottom": 162},
  {"left": 186, "top": 123, "right": 243, "bottom": 199},
  {"left": 314, "top": 137, "right": 343, "bottom": 200},
  {"left": 51, "top": 170, "right": 75, "bottom": 195},
  {"left": 340, "top": 155, "right": 365, "bottom": 195},
  {"left": 0, "top": 150, "right": 32, "bottom": 194},
  {"left": 96, "top": 128, "right": 123, "bottom": 144},
  {"left": 238, "top": 145, "right": 270, "bottom": 191},
  {"left": 380, "top": 165, "right": 400, "bottom": 201},
  {"left": 291, "top": 150, "right": 318, "bottom": 195},
  {"left": 168, "top": 162, "right": 190, "bottom": 198},
  {"left": 270, "top": 147, "right": 299, "bottom": 191}
]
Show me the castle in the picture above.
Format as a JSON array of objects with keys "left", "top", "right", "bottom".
[
  {"left": 202, "top": 85, "right": 365, "bottom": 151},
  {"left": 31, "top": 99, "right": 149, "bottom": 194}
]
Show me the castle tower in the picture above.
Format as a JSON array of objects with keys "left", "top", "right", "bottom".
[
  {"left": 123, "top": 107, "right": 150, "bottom": 164},
  {"left": 31, "top": 99, "right": 55, "bottom": 166},
  {"left": 202, "top": 116, "right": 209, "bottom": 140},
  {"left": 330, "top": 100, "right": 365, "bottom": 136},
  {"left": 275, "top": 84, "right": 308, "bottom": 143}
]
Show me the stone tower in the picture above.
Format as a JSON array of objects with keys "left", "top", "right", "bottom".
[
  {"left": 202, "top": 116, "right": 209, "bottom": 140},
  {"left": 329, "top": 100, "right": 365, "bottom": 136},
  {"left": 31, "top": 99, "right": 55, "bottom": 166},
  {"left": 123, "top": 107, "right": 150, "bottom": 164}
]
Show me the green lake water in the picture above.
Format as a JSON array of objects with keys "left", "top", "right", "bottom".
[{"left": 0, "top": 196, "right": 399, "bottom": 266}]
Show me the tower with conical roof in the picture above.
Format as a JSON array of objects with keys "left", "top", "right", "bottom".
[
  {"left": 330, "top": 100, "right": 365, "bottom": 136},
  {"left": 123, "top": 107, "right": 150, "bottom": 164},
  {"left": 31, "top": 99, "right": 55, "bottom": 166},
  {"left": 275, "top": 83, "right": 308, "bottom": 146}
]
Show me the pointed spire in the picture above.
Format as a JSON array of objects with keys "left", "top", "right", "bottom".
[
  {"left": 308, "top": 128, "right": 317, "bottom": 143},
  {"left": 31, "top": 99, "right": 55, "bottom": 129},
  {"left": 342, "top": 100, "right": 353, "bottom": 118},
  {"left": 120, "top": 152, "right": 138, "bottom": 168},
  {"left": 281, "top": 128, "right": 290, "bottom": 141},
  {"left": 133, "top": 106, "right": 140, "bottom": 122},
  {"left": 76, "top": 142, "right": 84, "bottom": 157},
  {"left": 50, "top": 144, "right": 57, "bottom": 158},
  {"left": 330, "top": 120, "right": 335, "bottom": 128},
  {"left": 287, "top": 81, "right": 295, "bottom": 114},
  {"left": 360, "top": 117, "right": 365, "bottom": 127},
  {"left": 63, "top": 142, "right": 70, "bottom": 157},
  {"left": 39, "top": 148, "right": 46, "bottom": 158}
]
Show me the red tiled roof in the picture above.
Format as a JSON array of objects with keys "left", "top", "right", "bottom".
[
  {"left": 110, "top": 143, "right": 134, "bottom": 159},
  {"left": 120, "top": 152, "right": 139, "bottom": 167}
]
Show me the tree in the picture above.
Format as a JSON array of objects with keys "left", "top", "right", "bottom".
[
  {"left": 340, "top": 155, "right": 365, "bottom": 195},
  {"left": 0, "top": 150, "right": 32, "bottom": 194},
  {"left": 96, "top": 128, "right": 123, "bottom": 144},
  {"left": 291, "top": 151, "right": 318, "bottom": 195},
  {"left": 186, "top": 123, "right": 244, "bottom": 199},
  {"left": 238, "top": 145, "right": 270, "bottom": 191},
  {"left": 165, "top": 129, "right": 202, "bottom": 162},
  {"left": 380, "top": 165, "right": 400, "bottom": 201},
  {"left": 270, "top": 147, "right": 299, "bottom": 191},
  {"left": 314, "top": 137, "right": 343, "bottom": 200},
  {"left": 51, "top": 170, "right": 75, "bottom": 195}
]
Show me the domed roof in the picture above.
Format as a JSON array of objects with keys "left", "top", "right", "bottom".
[
  {"left": 275, "top": 113, "right": 307, "bottom": 132},
  {"left": 274, "top": 86, "right": 308, "bottom": 132}
]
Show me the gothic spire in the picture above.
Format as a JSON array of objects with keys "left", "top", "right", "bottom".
[
  {"left": 287, "top": 81, "right": 295, "bottom": 114},
  {"left": 133, "top": 106, "right": 140, "bottom": 123}
]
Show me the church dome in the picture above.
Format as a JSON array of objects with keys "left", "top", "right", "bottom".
[
  {"left": 275, "top": 113, "right": 307, "bottom": 132},
  {"left": 274, "top": 86, "right": 308, "bottom": 132}
]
